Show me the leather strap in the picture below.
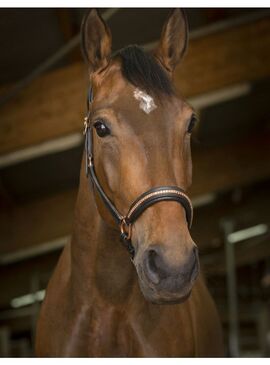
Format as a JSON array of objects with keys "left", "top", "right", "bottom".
[
  {"left": 85, "top": 126, "right": 124, "bottom": 224},
  {"left": 126, "top": 186, "right": 193, "bottom": 228}
]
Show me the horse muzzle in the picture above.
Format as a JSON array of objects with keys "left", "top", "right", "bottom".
[{"left": 134, "top": 244, "right": 199, "bottom": 304}]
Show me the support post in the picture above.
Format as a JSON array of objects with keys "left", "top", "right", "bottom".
[{"left": 222, "top": 219, "right": 240, "bottom": 357}]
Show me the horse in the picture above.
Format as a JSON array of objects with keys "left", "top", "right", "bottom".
[{"left": 35, "top": 9, "right": 224, "bottom": 357}]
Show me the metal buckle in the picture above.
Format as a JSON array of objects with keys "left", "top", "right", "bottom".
[
  {"left": 88, "top": 155, "right": 93, "bottom": 168},
  {"left": 83, "top": 114, "right": 91, "bottom": 135},
  {"left": 120, "top": 218, "right": 132, "bottom": 241},
  {"left": 85, "top": 154, "right": 93, "bottom": 177}
]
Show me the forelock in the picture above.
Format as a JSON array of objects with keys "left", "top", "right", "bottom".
[{"left": 114, "top": 45, "right": 174, "bottom": 98}]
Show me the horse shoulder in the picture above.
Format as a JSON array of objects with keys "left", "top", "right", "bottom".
[{"left": 35, "top": 244, "right": 72, "bottom": 356}]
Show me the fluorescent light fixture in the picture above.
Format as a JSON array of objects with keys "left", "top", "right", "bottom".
[
  {"left": 227, "top": 224, "right": 268, "bottom": 244},
  {"left": 189, "top": 83, "right": 251, "bottom": 110},
  {"left": 0, "top": 133, "right": 82, "bottom": 168},
  {"left": 0, "top": 235, "right": 70, "bottom": 265},
  {"left": 11, "top": 289, "right": 46, "bottom": 309},
  {"left": 192, "top": 193, "right": 216, "bottom": 208}
]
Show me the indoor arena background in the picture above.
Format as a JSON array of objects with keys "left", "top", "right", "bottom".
[{"left": 0, "top": 8, "right": 270, "bottom": 356}]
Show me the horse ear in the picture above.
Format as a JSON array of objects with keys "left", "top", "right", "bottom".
[
  {"left": 81, "top": 9, "right": 112, "bottom": 73},
  {"left": 155, "top": 9, "right": 189, "bottom": 73}
]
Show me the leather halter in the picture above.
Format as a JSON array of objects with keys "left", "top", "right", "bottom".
[{"left": 84, "top": 87, "right": 193, "bottom": 258}]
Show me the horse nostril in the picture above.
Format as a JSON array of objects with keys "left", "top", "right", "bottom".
[
  {"left": 144, "top": 246, "right": 199, "bottom": 287},
  {"left": 145, "top": 249, "right": 167, "bottom": 285},
  {"left": 148, "top": 250, "right": 158, "bottom": 274}
]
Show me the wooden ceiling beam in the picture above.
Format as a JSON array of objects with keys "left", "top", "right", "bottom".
[
  {"left": 189, "top": 131, "right": 270, "bottom": 197},
  {"left": 0, "top": 189, "right": 76, "bottom": 255},
  {"left": 175, "top": 16, "right": 270, "bottom": 97},
  {"left": 1, "top": 16, "right": 270, "bottom": 156}
]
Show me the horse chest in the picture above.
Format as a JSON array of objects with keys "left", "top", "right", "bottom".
[
  {"left": 85, "top": 306, "right": 144, "bottom": 357},
  {"left": 84, "top": 303, "right": 196, "bottom": 357},
  {"left": 128, "top": 305, "right": 196, "bottom": 357}
]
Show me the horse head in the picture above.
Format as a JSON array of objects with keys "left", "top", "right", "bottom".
[{"left": 81, "top": 9, "right": 199, "bottom": 304}]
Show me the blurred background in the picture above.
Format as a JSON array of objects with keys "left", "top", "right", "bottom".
[{"left": 0, "top": 8, "right": 270, "bottom": 357}]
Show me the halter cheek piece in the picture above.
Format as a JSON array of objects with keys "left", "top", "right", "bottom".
[{"left": 84, "top": 87, "right": 193, "bottom": 259}]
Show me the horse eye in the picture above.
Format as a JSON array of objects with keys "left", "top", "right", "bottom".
[
  {"left": 94, "top": 120, "right": 111, "bottom": 137},
  {"left": 187, "top": 114, "right": 197, "bottom": 134}
]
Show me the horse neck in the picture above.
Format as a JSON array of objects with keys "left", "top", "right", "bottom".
[{"left": 70, "top": 157, "right": 136, "bottom": 305}]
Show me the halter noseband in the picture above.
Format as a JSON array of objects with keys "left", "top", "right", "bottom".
[{"left": 84, "top": 87, "right": 193, "bottom": 259}]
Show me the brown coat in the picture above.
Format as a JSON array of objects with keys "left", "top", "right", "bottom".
[{"left": 35, "top": 9, "right": 224, "bottom": 357}]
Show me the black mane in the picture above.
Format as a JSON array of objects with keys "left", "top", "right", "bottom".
[{"left": 115, "top": 45, "right": 174, "bottom": 97}]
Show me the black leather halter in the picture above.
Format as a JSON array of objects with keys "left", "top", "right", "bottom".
[{"left": 84, "top": 87, "right": 193, "bottom": 258}]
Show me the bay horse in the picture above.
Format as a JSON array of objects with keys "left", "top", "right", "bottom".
[{"left": 36, "top": 9, "right": 224, "bottom": 356}]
